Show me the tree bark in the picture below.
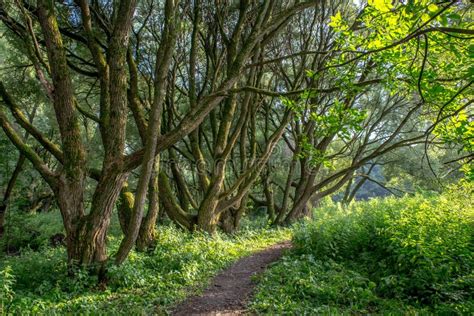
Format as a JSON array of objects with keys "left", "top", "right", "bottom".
[
  {"left": 219, "top": 194, "right": 248, "bottom": 234},
  {"left": 115, "top": 0, "right": 178, "bottom": 264},
  {"left": 118, "top": 183, "right": 134, "bottom": 235},
  {"left": 136, "top": 160, "right": 160, "bottom": 251},
  {"left": 158, "top": 171, "right": 197, "bottom": 230}
]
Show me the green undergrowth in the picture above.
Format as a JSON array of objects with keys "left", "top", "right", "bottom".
[
  {"left": 0, "top": 211, "right": 64, "bottom": 254},
  {"left": 0, "top": 216, "right": 290, "bottom": 314},
  {"left": 250, "top": 184, "right": 473, "bottom": 315}
]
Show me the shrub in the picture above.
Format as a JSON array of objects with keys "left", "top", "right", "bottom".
[
  {"left": 251, "top": 184, "right": 473, "bottom": 314},
  {"left": 0, "top": 211, "right": 64, "bottom": 255},
  {"left": 0, "top": 266, "right": 15, "bottom": 314}
]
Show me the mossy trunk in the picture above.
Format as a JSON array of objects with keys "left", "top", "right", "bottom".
[
  {"left": 136, "top": 172, "right": 160, "bottom": 251},
  {"left": 197, "top": 204, "right": 219, "bottom": 234},
  {"left": 284, "top": 190, "right": 312, "bottom": 225},
  {"left": 197, "top": 178, "right": 224, "bottom": 233},
  {"left": 55, "top": 167, "right": 126, "bottom": 280},
  {"left": 159, "top": 171, "right": 196, "bottom": 231},
  {"left": 118, "top": 185, "right": 134, "bottom": 235},
  {"left": 220, "top": 209, "right": 235, "bottom": 234}
]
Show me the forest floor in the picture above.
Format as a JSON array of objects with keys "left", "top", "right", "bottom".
[{"left": 172, "top": 241, "right": 292, "bottom": 316}]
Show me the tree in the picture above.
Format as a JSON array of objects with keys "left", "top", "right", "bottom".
[
  {"left": 0, "top": 0, "right": 318, "bottom": 268},
  {"left": 0, "top": 0, "right": 470, "bottom": 271}
]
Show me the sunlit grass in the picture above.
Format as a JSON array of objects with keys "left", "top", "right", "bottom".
[{"left": 0, "top": 217, "right": 290, "bottom": 314}]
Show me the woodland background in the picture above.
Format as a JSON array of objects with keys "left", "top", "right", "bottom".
[{"left": 0, "top": 0, "right": 472, "bottom": 314}]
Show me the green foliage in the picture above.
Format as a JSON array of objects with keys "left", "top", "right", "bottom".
[
  {"left": 311, "top": 100, "right": 367, "bottom": 140},
  {"left": 251, "top": 255, "right": 430, "bottom": 315},
  {"left": 284, "top": 89, "right": 368, "bottom": 170},
  {"left": 0, "top": 266, "right": 15, "bottom": 314},
  {"left": 326, "top": 1, "right": 473, "bottom": 181},
  {"left": 0, "top": 211, "right": 64, "bottom": 254},
  {"left": 435, "top": 111, "right": 474, "bottom": 181},
  {"left": 251, "top": 184, "right": 473, "bottom": 314},
  {"left": 0, "top": 216, "right": 290, "bottom": 314}
]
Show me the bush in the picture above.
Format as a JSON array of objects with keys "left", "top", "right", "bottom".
[
  {"left": 0, "top": 266, "right": 15, "bottom": 314},
  {"left": 0, "top": 211, "right": 64, "bottom": 255},
  {"left": 251, "top": 184, "right": 473, "bottom": 314}
]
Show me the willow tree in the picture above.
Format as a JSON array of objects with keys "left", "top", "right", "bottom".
[
  {"left": 243, "top": 0, "right": 473, "bottom": 223},
  {"left": 0, "top": 0, "right": 140, "bottom": 270},
  {"left": 0, "top": 0, "right": 318, "bottom": 268}
]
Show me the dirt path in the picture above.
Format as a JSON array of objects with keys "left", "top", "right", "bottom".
[{"left": 172, "top": 241, "right": 292, "bottom": 316}]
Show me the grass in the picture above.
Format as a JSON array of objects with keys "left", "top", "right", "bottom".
[
  {"left": 1, "top": 184, "right": 472, "bottom": 315},
  {"left": 250, "top": 184, "right": 474, "bottom": 315},
  {"left": 0, "top": 213, "right": 290, "bottom": 314}
]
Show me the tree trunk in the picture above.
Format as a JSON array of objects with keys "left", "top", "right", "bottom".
[
  {"left": 197, "top": 200, "right": 220, "bottom": 233},
  {"left": 136, "top": 163, "right": 160, "bottom": 251},
  {"left": 273, "top": 156, "right": 297, "bottom": 225},
  {"left": 219, "top": 193, "right": 248, "bottom": 234},
  {"left": 197, "top": 175, "right": 225, "bottom": 233},
  {"left": 220, "top": 209, "right": 235, "bottom": 234},
  {"left": 118, "top": 183, "right": 134, "bottom": 235},
  {"left": 0, "top": 154, "right": 25, "bottom": 237},
  {"left": 341, "top": 176, "right": 354, "bottom": 205},
  {"left": 115, "top": 0, "right": 177, "bottom": 264},
  {"left": 158, "top": 171, "right": 196, "bottom": 230},
  {"left": 263, "top": 177, "right": 275, "bottom": 222},
  {"left": 284, "top": 188, "right": 313, "bottom": 224},
  {"left": 54, "top": 167, "right": 126, "bottom": 280},
  {"left": 0, "top": 204, "right": 6, "bottom": 238}
]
